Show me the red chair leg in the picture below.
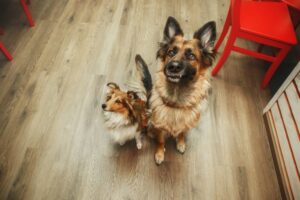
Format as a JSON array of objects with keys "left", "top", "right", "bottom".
[
  {"left": 215, "top": 8, "right": 231, "bottom": 51},
  {"left": 289, "top": 7, "right": 300, "bottom": 29},
  {"left": 261, "top": 46, "right": 291, "bottom": 89},
  {"left": 212, "top": 33, "right": 236, "bottom": 76},
  {"left": 0, "top": 43, "right": 13, "bottom": 61},
  {"left": 20, "top": 0, "right": 35, "bottom": 27}
]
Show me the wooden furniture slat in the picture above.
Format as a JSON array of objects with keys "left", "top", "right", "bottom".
[
  {"left": 264, "top": 63, "right": 300, "bottom": 113},
  {"left": 271, "top": 105, "right": 300, "bottom": 199},
  {"left": 283, "top": 91, "right": 300, "bottom": 141},
  {"left": 286, "top": 83, "right": 300, "bottom": 135},
  {"left": 278, "top": 94, "right": 300, "bottom": 174},
  {"left": 266, "top": 111, "right": 293, "bottom": 199},
  {"left": 294, "top": 73, "right": 300, "bottom": 98}
]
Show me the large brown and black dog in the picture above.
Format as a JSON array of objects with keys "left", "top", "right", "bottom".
[{"left": 150, "top": 17, "right": 216, "bottom": 164}]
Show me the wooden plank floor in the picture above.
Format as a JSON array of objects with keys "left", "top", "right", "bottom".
[{"left": 0, "top": 0, "right": 282, "bottom": 199}]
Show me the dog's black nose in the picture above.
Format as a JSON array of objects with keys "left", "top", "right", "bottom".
[
  {"left": 166, "top": 61, "right": 183, "bottom": 73},
  {"left": 102, "top": 104, "right": 107, "bottom": 109}
]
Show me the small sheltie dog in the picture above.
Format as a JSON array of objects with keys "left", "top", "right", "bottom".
[
  {"left": 150, "top": 17, "right": 216, "bottom": 164},
  {"left": 102, "top": 55, "right": 152, "bottom": 149}
]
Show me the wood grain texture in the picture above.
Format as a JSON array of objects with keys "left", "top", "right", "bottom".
[
  {"left": 278, "top": 94, "right": 300, "bottom": 174},
  {"left": 271, "top": 104, "right": 300, "bottom": 200},
  {"left": 0, "top": 0, "right": 281, "bottom": 199},
  {"left": 286, "top": 82, "right": 300, "bottom": 133},
  {"left": 295, "top": 73, "right": 300, "bottom": 95},
  {"left": 264, "top": 112, "right": 290, "bottom": 200}
]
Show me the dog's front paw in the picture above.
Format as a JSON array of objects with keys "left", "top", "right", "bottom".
[
  {"left": 176, "top": 143, "right": 186, "bottom": 154},
  {"left": 155, "top": 152, "right": 164, "bottom": 165},
  {"left": 136, "top": 142, "right": 142, "bottom": 150}
]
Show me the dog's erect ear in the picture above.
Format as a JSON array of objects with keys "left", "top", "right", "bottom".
[
  {"left": 194, "top": 21, "right": 216, "bottom": 53},
  {"left": 107, "top": 82, "right": 120, "bottom": 90},
  {"left": 193, "top": 21, "right": 217, "bottom": 66},
  {"left": 157, "top": 17, "right": 183, "bottom": 60},
  {"left": 163, "top": 16, "right": 183, "bottom": 42}
]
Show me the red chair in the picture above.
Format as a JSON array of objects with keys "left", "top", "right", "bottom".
[
  {"left": 0, "top": 42, "right": 13, "bottom": 61},
  {"left": 283, "top": 0, "right": 300, "bottom": 28},
  {"left": 20, "top": 0, "right": 35, "bottom": 27},
  {"left": 212, "top": 0, "right": 298, "bottom": 89}
]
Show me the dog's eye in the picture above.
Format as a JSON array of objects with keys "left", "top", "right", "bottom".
[
  {"left": 106, "top": 96, "right": 111, "bottom": 101},
  {"left": 167, "top": 49, "right": 177, "bottom": 57},
  {"left": 115, "top": 99, "right": 121, "bottom": 104},
  {"left": 187, "top": 54, "right": 196, "bottom": 60}
]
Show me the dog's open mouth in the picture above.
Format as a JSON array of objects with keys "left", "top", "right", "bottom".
[
  {"left": 167, "top": 75, "right": 181, "bottom": 83},
  {"left": 165, "top": 71, "right": 184, "bottom": 83}
]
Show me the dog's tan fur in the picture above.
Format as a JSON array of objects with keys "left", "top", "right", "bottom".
[
  {"left": 151, "top": 66, "right": 210, "bottom": 136},
  {"left": 150, "top": 17, "right": 216, "bottom": 164}
]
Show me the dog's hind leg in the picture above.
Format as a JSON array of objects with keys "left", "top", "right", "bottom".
[
  {"left": 135, "top": 132, "right": 142, "bottom": 150},
  {"left": 176, "top": 132, "right": 186, "bottom": 154},
  {"left": 155, "top": 131, "right": 166, "bottom": 165}
]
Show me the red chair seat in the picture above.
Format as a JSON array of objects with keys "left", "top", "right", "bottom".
[{"left": 240, "top": 2, "right": 297, "bottom": 45}]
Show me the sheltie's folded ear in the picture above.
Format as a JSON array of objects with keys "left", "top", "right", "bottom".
[
  {"left": 123, "top": 98, "right": 137, "bottom": 119},
  {"left": 107, "top": 82, "right": 120, "bottom": 89},
  {"left": 127, "top": 91, "right": 139, "bottom": 100},
  {"left": 106, "top": 82, "right": 120, "bottom": 92}
]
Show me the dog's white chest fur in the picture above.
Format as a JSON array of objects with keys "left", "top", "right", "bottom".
[
  {"left": 103, "top": 112, "right": 138, "bottom": 145},
  {"left": 107, "top": 125, "right": 138, "bottom": 145}
]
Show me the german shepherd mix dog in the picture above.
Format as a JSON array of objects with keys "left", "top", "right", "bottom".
[
  {"left": 102, "top": 55, "right": 152, "bottom": 149},
  {"left": 150, "top": 17, "right": 216, "bottom": 164}
]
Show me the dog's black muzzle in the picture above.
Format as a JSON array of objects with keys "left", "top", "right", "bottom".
[{"left": 164, "top": 61, "right": 196, "bottom": 83}]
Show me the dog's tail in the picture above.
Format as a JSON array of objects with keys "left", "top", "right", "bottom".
[
  {"left": 135, "top": 55, "right": 152, "bottom": 95},
  {"left": 126, "top": 54, "right": 152, "bottom": 102}
]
